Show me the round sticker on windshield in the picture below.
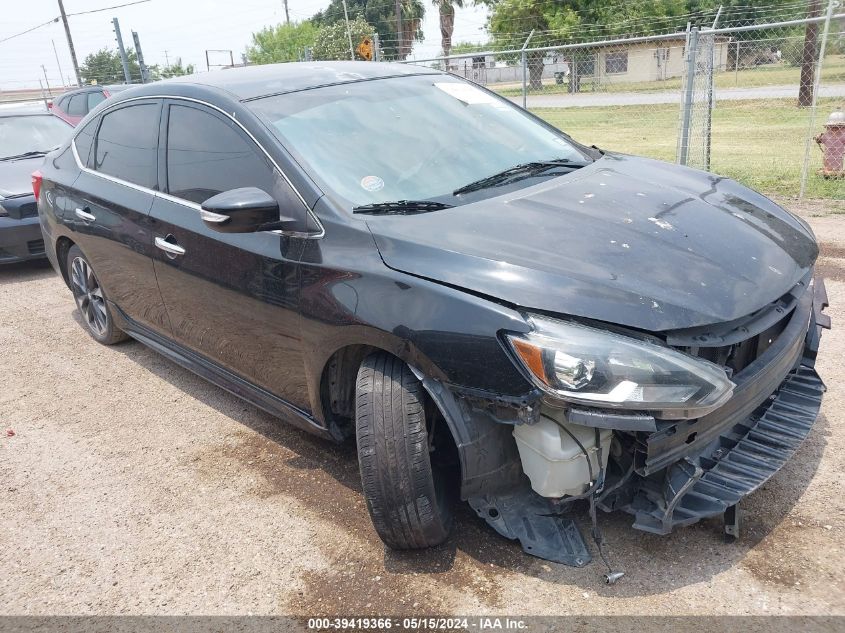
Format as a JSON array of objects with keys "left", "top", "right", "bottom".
[{"left": 360, "top": 175, "right": 384, "bottom": 192}]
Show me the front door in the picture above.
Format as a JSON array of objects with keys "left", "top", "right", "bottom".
[{"left": 149, "top": 100, "right": 311, "bottom": 412}]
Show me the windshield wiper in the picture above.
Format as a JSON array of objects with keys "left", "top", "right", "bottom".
[
  {"left": 453, "top": 158, "right": 588, "bottom": 195},
  {"left": 352, "top": 200, "right": 454, "bottom": 215},
  {"left": 0, "top": 150, "right": 51, "bottom": 162}
]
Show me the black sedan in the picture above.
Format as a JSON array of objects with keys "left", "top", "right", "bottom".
[
  {"left": 36, "top": 62, "right": 829, "bottom": 570},
  {"left": 1, "top": 110, "right": 72, "bottom": 263}
]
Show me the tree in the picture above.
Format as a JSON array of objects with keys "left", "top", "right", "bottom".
[
  {"left": 158, "top": 60, "right": 195, "bottom": 79},
  {"left": 312, "top": 0, "right": 425, "bottom": 59},
  {"left": 451, "top": 40, "right": 490, "bottom": 54},
  {"left": 313, "top": 16, "right": 377, "bottom": 60},
  {"left": 433, "top": 0, "right": 464, "bottom": 58},
  {"left": 246, "top": 21, "right": 318, "bottom": 63},
  {"left": 80, "top": 47, "right": 142, "bottom": 84},
  {"left": 484, "top": 0, "right": 580, "bottom": 89},
  {"left": 798, "top": 0, "right": 822, "bottom": 107}
]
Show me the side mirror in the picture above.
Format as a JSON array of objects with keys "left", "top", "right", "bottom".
[{"left": 201, "top": 187, "right": 288, "bottom": 233}]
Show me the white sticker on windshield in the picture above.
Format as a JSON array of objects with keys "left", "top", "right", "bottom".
[
  {"left": 435, "top": 82, "right": 501, "bottom": 106},
  {"left": 360, "top": 175, "right": 385, "bottom": 192}
]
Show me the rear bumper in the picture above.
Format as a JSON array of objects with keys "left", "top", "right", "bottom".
[
  {"left": 0, "top": 215, "right": 45, "bottom": 263},
  {"left": 604, "top": 275, "right": 830, "bottom": 534}
]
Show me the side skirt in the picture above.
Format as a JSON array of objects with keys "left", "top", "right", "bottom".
[{"left": 112, "top": 306, "right": 335, "bottom": 441}]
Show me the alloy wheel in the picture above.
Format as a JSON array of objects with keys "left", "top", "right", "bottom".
[{"left": 70, "top": 257, "right": 108, "bottom": 336}]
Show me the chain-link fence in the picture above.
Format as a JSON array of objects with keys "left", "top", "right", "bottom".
[{"left": 402, "top": 4, "right": 845, "bottom": 200}]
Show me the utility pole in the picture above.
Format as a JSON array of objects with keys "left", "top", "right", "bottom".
[
  {"left": 283, "top": 0, "right": 290, "bottom": 25},
  {"left": 113, "top": 17, "right": 132, "bottom": 84},
  {"left": 57, "top": 0, "right": 82, "bottom": 86},
  {"left": 342, "top": 0, "right": 355, "bottom": 60},
  {"left": 131, "top": 31, "right": 150, "bottom": 83},
  {"left": 38, "top": 79, "right": 50, "bottom": 109},
  {"left": 164, "top": 50, "right": 169, "bottom": 66},
  {"left": 395, "top": 0, "right": 403, "bottom": 59},
  {"left": 41, "top": 65, "right": 52, "bottom": 95},
  {"left": 51, "top": 40, "right": 66, "bottom": 90}
]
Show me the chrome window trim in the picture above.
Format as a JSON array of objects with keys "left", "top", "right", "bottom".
[{"left": 70, "top": 94, "right": 325, "bottom": 239}]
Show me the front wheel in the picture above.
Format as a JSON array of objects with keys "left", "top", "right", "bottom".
[
  {"left": 67, "top": 245, "right": 128, "bottom": 345},
  {"left": 355, "top": 352, "right": 454, "bottom": 549}
]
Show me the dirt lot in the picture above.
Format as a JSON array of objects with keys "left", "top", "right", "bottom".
[{"left": 1, "top": 200, "right": 844, "bottom": 618}]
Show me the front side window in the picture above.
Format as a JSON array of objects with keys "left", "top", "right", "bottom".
[
  {"left": 165, "top": 104, "right": 277, "bottom": 205},
  {"left": 94, "top": 103, "right": 159, "bottom": 189},
  {"left": 248, "top": 75, "right": 591, "bottom": 209}
]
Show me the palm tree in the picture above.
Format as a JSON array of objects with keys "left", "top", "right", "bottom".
[{"left": 433, "top": 0, "right": 464, "bottom": 60}]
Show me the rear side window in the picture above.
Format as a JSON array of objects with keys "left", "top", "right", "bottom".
[
  {"left": 87, "top": 91, "right": 106, "bottom": 111},
  {"left": 73, "top": 118, "right": 98, "bottom": 167},
  {"left": 166, "top": 104, "right": 276, "bottom": 204},
  {"left": 94, "top": 103, "right": 159, "bottom": 189},
  {"left": 66, "top": 94, "right": 87, "bottom": 116}
]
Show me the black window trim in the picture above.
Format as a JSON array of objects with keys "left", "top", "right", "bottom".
[{"left": 69, "top": 94, "right": 323, "bottom": 239}]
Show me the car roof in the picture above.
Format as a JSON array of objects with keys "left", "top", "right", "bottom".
[
  {"left": 58, "top": 84, "right": 128, "bottom": 97},
  {"left": 158, "top": 61, "right": 442, "bottom": 101}
]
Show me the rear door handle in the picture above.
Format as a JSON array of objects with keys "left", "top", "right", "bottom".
[
  {"left": 75, "top": 207, "right": 95, "bottom": 222},
  {"left": 155, "top": 235, "right": 186, "bottom": 257}
]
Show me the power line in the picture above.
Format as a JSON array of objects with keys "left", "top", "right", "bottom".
[
  {"left": 0, "top": 0, "right": 152, "bottom": 46},
  {"left": 67, "top": 0, "right": 152, "bottom": 17},
  {"left": 0, "top": 17, "right": 59, "bottom": 45}
]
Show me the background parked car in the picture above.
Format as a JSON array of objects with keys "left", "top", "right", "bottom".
[
  {"left": 49, "top": 85, "right": 130, "bottom": 127},
  {"left": 0, "top": 110, "right": 72, "bottom": 263}
]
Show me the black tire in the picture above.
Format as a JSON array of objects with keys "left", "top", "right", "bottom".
[
  {"left": 66, "top": 245, "right": 128, "bottom": 346},
  {"left": 355, "top": 352, "right": 454, "bottom": 549}
]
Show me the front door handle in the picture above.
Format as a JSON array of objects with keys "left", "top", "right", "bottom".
[
  {"left": 155, "top": 235, "right": 186, "bottom": 257},
  {"left": 75, "top": 207, "right": 95, "bottom": 222}
]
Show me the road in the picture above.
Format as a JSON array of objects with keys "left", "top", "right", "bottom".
[
  {"left": 507, "top": 83, "right": 845, "bottom": 108},
  {"left": 0, "top": 200, "right": 843, "bottom": 619}
]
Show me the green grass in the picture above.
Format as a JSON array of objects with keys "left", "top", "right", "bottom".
[
  {"left": 535, "top": 97, "right": 845, "bottom": 200},
  {"left": 495, "top": 55, "right": 845, "bottom": 97}
]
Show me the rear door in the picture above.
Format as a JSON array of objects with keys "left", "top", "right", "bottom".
[
  {"left": 148, "top": 99, "right": 310, "bottom": 410},
  {"left": 65, "top": 99, "right": 170, "bottom": 333}
]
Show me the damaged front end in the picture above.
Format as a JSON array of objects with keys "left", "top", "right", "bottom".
[{"left": 421, "top": 273, "right": 830, "bottom": 569}]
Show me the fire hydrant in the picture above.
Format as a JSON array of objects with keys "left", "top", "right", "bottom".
[{"left": 815, "top": 110, "right": 845, "bottom": 178}]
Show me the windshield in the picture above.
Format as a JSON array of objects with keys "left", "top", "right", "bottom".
[
  {"left": 0, "top": 115, "right": 71, "bottom": 160},
  {"left": 249, "top": 74, "right": 591, "bottom": 209}
]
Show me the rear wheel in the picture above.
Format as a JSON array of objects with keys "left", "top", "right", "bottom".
[
  {"left": 355, "top": 352, "right": 455, "bottom": 549},
  {"left": 67, "top": 245, "right": 128, "bottom": 345}
]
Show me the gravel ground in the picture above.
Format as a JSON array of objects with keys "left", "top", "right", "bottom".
[{"left": 1, "top": 200, "right": 843, "bottom": 617}]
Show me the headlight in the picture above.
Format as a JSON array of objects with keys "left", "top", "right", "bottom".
[
  {"left": 504, "top": 315, "right": 735, "bottom": 417},
  {"left": 0, "top": 202, "right": 7, "bottom": 217}
]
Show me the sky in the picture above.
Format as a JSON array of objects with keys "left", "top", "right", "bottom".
[{"left": 0, "top": 0, "right": 491, "bottom": 90}]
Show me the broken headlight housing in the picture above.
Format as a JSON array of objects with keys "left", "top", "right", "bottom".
[{"left": 504, "top": 315, "right": 735, "bottom": 417}]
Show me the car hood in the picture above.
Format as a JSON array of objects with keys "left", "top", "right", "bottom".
[
  {"left": 0, "top": 156, "right": 43, "bottom": 198},
  {"left": 366, "top": 154, "right": 818, "bottom": 331}
]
